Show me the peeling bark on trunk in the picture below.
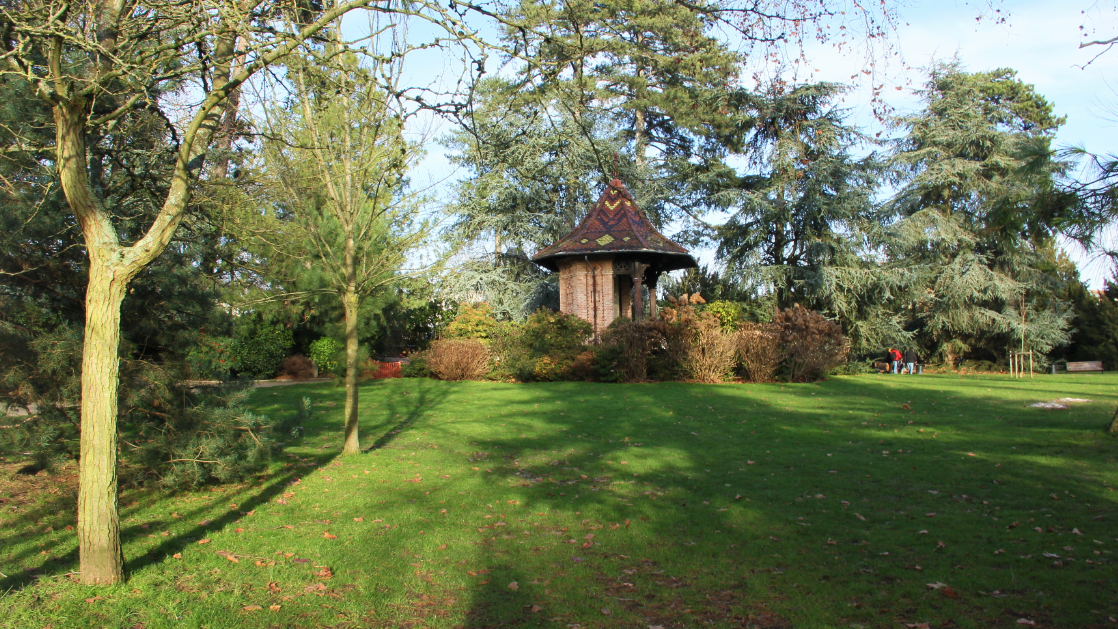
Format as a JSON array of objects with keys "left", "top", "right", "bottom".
[
  {"left": 78, "top": 261, "right": 128, "bottom": 584},
  {"left": 341, "top": 234, "right": 360, "bottom": 455}
]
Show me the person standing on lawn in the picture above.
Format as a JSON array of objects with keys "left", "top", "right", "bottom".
[
  {"left": 889, "top": 348, "right": 903, "bottom": 374},
  {"left": 904, "top": 348, "right": 919, "bottom": 374}
]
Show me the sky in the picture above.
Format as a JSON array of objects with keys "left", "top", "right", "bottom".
[{"left": 390, "top": 0, "right": 1118, "bottom": 287}]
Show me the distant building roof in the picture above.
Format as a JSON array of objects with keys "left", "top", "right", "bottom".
[{"left": 532, "top": 178, "right": 697, "bottom": 272}]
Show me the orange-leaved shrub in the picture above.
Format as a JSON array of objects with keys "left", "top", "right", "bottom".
[
  {"left": 426, "top": 339, "right": 490, "bottom": 381},
  {"left": 736, "top": 323, "right": 781, "bottom": 383},
  {"left": 597, "top": 319, "right": 667, "bottom": 383},
  {"left": 773, "top": 304, "right": 848, "bottom": 382},
  {"left": 660, "top": 293, "right": 736, "bottom": 383}
]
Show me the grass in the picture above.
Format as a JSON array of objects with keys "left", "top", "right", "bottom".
[{"left": 1, "top": 373, "right": 1116, "bottom": 629}]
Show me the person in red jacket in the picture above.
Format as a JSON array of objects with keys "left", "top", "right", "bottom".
[{"left": 889, "top": 348, "right": 903, "bottom": 374}]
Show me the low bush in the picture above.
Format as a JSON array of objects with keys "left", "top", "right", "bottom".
[
  {"left": 234, "top": 324, "right": 293, "bottom": 379},
  {"left": 737, "top": 323, "right": 781, "bottom": 383},
  {"left": 427, "top": 339, "right": 490, "bottom": 381},
  {"left": 308, "top": 337, "right": 341, "bottom": 375},
  {"left": 400, "top": 354, "right": 432, "bottom": 378},
  {"left": 681, "top": 313, "right": 738, "bottom": 383},
  {"left": 443, "top": 303, "right": 500, "bottom": 341},
  {"left": 280, "top": 354, "right": 315, "bottom": 379},
  {"left": 488, "top": 310, "right": 592, "bottom": 382},
  {"left": 597, "top": 319, "right": 667, "bottom": 383},
  {"left": 774, "top": 304, "right": 849, "bottom": 382}
]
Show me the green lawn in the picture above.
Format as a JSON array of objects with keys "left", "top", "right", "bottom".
[{"left": 2, "top": 374, "right": 1116, "bottom": 628}]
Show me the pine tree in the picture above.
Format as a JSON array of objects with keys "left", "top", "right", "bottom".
[
  {"left": 243, "top": 46, "right": 427, "bottom": 455},
  {"left": 884, "top": 62, "right": 1079, "bottom": 363}
]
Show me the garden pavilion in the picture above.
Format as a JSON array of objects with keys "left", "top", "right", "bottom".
[{"left": 532, "top": 178, "right": 697, "bottom": 335}]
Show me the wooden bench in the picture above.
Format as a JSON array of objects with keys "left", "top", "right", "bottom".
[{"left": 1066, "top": 361, "right": 1104, "bottom": 373}]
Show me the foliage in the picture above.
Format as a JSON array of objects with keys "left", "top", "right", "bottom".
[
  {"left": 680, "top": 314, "right": 739, "bottom": 383},
  {"left": 705, "top": 300, "right": 744, "bottom": 330},
  {"left": 737, "top": 323, "right": 783, "bottom": 383},
  {"left": 1063, "top": 279, "right": 1118, "bottom": 369},
  {"left": 426, "top": 340, "right": 491, "bottom": 381},
  {"left": 880, "top": 62, "right": 1078, "bottom": 361},
  {"left": 185, "top": 334, "right": 240, "bottom": 381},
  {"left": 774, "top": 304, "right": 849, "bottom": 382},
  {"left": 707, "top": 82, "right": 882, "bottom": 311},
  {"left": 309, "top": 338, "right": 342, "bottom": 375},
  {"left": 443, "top": 303, "right": 501, "bottom": 341},
  {"left": 597, "top": 319, "right": 669, "bottom": 383},
  {"left": 232, "top": 321, "right": 294, "bottom": 379},
  {"left": 399, "top": 354, "right": 432, "bottom": 379},
  {"left": 520, "top": 310, "right": 592, "bottom": 361},
  {"left": 0, "top": 335, "right": 294, "bottom": 487},
  {"left": 280, "top": 355, "right": 316, "bottom": 380}
]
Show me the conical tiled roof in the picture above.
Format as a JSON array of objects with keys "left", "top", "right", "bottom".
[{"left": 532, "top": 178, "right": 697, "bottom": 272}]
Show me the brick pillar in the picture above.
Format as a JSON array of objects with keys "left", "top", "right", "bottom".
[{"left": 557, "top": 257, "right": 615, "bottom": 335}]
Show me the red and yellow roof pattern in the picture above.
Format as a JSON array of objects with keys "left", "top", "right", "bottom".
[{"left": 532, "top": 178, "right": 696, "bottom": 271}]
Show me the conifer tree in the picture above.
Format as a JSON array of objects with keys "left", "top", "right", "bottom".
[{"left": 242, "top": 44, "right": 427, "bottom": 455}]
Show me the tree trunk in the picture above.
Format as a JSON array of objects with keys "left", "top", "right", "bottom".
[
  {"left": 78, "top": 259, "right": 128, "bottom": 584},
  {"left": 341, "top": 233, "right": 360, "bottom": 455}
]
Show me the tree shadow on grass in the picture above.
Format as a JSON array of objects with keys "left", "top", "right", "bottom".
[
  {"left": 364, "top": 378, "right": 454, "bottom": 453},
  {"left": 432, "top": 377, "right": 1116, "bottom": 628}
]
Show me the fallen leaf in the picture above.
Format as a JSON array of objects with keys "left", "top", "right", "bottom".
[
  {"left": 508, "top": 581, "right": 519, "bottom": 591},
  {"left": 268, "top": 604, "right": 281, "bottom": 611},
  {"left": 234, "top": 528, "right": 244, "bottom": 533},
  {"left": 304, "top": 582, "right": 327, "bottom": 592},
  {"left": 323, "top": 532, "right": 337, "bottom": 540},
  {"left": 197, "top": 538, "right": 211, "bottom": 545},
  {"left": 941, "top": 586, "right": 959, "bottom": 599},
  {"left": 855, "top": 513, "right": 866, "bottom": 521},
  {"left": 315, "top": 568, "right": 333, "bottom": 579},
  {"left": 172, "top": 553, "right": 182, "bottom": 559},
  {"left": 530, "top": 605, "right": 542, "bottom": 613},
  {"left": 1016, "top": 620, "right": 1036, "bottom": 626},
  {"left": 242, "top": 605, "right": 262, "bottom": 611},
  {"left": 283, "top": 525, "right": 294, "bottom": 529},
  {"left": 1072, "top": 528, "right": 1083, "bottom": 535},
  {"left": 905, "top": 624, "right": 930, "bottom": 629},
  {"left": 84, "top": 596, "right": 103, "bottom": 603},
  {"left": 601, "top": 608, "right": 612, "bottom": 615},
  {"left": 926, "top": 582, "right": 946, "bottom": 589},
  {"left": 353, "top": 517, "right": 364, "bottom": 522}
]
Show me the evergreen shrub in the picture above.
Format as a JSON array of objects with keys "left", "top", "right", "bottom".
[
  {"left": 308, "top": 337, "right": 341, "bottom": 375},
  {"left": 0, "top": 332, "right": 298, "bottom": 486},
  {"left": 233, "top": 324, "right": 293, "bottom": 378},
  {"left": 705, "top": 300, "right": 744, "bottom": 330},
  {"left": 186, "top": 333, "right": 239, "bottom": 380},
  {"left": 400, "top": 354, "right": 432, "bottom": 378},
  {"left": 443, "top": 303, "right": 499, "bottom": 341}
]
